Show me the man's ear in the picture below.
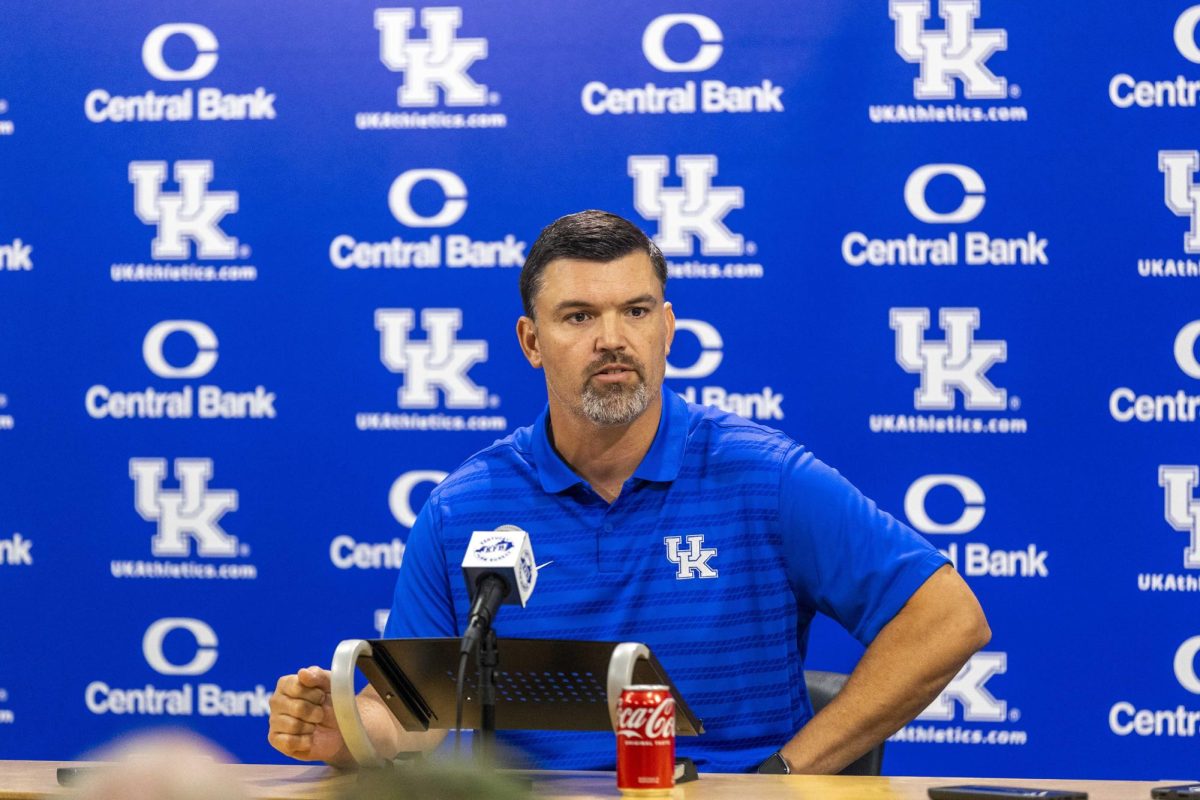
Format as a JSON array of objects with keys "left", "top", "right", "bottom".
[
  {"left": 663, "top": 301, "right": 676, "bottom": 358},
  {"left": 516, "top": 316, "right": 542, "bottom": 369}
]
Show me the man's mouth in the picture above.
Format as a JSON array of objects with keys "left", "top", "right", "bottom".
[{"left": 591, "top": 364, "right": 639, "bottom": 382}]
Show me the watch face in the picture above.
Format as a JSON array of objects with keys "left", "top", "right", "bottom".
[{"left": 757, "top": 753, "right": 789, "bottom": 774}]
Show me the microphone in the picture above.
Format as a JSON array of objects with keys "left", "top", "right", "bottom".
[{"left": 459, "top": 525, "right": 537, "bottom": 656}]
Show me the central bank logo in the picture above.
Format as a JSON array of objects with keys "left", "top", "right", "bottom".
[
  {"left": 0, "top": 236, "right": 33, "bottom": 272},
  {"left": 919, "top": 652, "right": 1008, "bottom": 721},
  {"left": 843, "top": 164, "right": 1048, "bottom": 267},
  {"left": 1110, "top": 7, "right": 1200, "bottom": 110},
  {"left": 891, "top": 0, "right": 1007, "bottom": 100},
  {"left": 664, "top": 534, "right": 718, "bottom": 579},
  {"left": 1109, "top": 321, "right": 1200, "bottom": 424},
  {"left": 1160, "top": 466, "right": 1200, "bottom": 569},
  {"left": 905, "top": 475, "right": 1048, "bottom": 578},
  {"left": 330, "top": 170, "right": 525, "bottom": 269},
  {"left": 667, "top": 319, "right": 783, "bottom": 421},
  {"left": 629, "top": 155, "right": 744, "bottom": 257},
  {"left": 891, "top": 308, "right": 1007, "bottom": 410},
  {"left": 581, "top": 14, "right": 783, "bottom": 116},
  {"left": 376, "top": 7, "right": 489, "bottom": 107},
  {"left": 130, "top": 458, "right": 240, "bottom": 558},
  {"left": 85, "top": 22, "right": 276, "bottom": 124},
  {"left": 1109, "top": 637, "right": 1200, "bottom": 737},
  {"left": 377, "top": 308, "right": 488, "bottom": 408},
  {"left": 330, "top": 470, "right": 445, "bottom": 571},
  {"left": 86, "top": 618, "right": 269, "bottom": 717},
  {"left": 129, "top": 161, "right": 240, "bottom": 260},
  {"left": 86, "top": 320, "right": 275, "bottom": 420}
]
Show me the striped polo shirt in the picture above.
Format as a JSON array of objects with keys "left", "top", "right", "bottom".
[{"left": 385, "top": 388, "right": 948, "bottom": 772}]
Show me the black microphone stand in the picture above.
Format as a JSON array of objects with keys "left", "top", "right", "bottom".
[{"left": 476, "top": 627, "right": 499, "bottom": 760}]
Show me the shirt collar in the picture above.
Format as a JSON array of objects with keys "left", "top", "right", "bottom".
[{"left": 531, "top": 389, "right": 689, "bottom": 494}]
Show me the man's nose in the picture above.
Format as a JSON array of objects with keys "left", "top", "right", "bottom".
[{"left": 595, "top": 312, "right": 626, "bottom": 351}]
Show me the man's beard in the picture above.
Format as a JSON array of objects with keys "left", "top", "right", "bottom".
[{"left": 580, "top": 355, "right": 651, "bottom": 426}]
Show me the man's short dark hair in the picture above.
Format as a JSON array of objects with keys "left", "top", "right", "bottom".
[{"left": 520, "top": 210, "right": 667, "bottom": 318}]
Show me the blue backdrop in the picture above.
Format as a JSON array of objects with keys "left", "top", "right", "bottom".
[{"left": 0, "top": 0, "right": 1197, "bottom": 779}]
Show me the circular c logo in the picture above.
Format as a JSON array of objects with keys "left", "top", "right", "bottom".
[
  {"left": 389, "top": 470, "right": 448, "bottom": 528},
  {"left": 142, "top": 23, "right": 219, "bottom": 81},
  {"left": 1176, "top": 6, "right": 1200, "bottom": 64},
  {"left": 904, "top": 164, "right": 987, "bottom": 224},
  {"left": 665, "top": 319, "right": 724, "bottom": 379},
  {"left": 642, "top": 14, "right": 724, "bottom": 73},
  {"left": 142, "top": 617, "right": 219, "bottom": 676},
  {"left": 1175, "top": 635, "right": 1200, "bottom": 694},
  {"left": 1174, "top": 320, "right": 1200, "bottom": 379},
  {"left": 904, "top": 474, "right": 986, "bottom": 535},
  {"left": 143, "top": 320, "right": 219, "bottom": 378},
  {"left": 388, "top": 170, "right": 468, "bottom": 228}
]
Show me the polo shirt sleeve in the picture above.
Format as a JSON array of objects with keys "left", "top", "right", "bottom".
[
  {"left": 778, "top": 443, "right": 949, "bottom": 646},
  {"left": 383, "top": 495, "right": 458, "bottom": 638}
]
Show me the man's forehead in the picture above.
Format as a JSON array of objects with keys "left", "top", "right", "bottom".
[{"left": 538, "top": 252, "right": 661, "bottom": 302}]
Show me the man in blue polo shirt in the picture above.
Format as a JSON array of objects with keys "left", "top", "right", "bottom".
[{"left": 268, "top": 210, "right": 990, "bottom": 774}]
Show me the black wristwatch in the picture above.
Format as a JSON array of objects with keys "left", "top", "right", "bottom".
[{"left": 756, "top": 752, "right": 791, "bottom": 774}]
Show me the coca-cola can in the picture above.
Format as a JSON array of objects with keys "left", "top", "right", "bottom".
[{"left": 616, "top": 685, "right": 675, "bottom": 796}]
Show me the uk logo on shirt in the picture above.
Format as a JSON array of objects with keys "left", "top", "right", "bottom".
[{"left": 664, "top": 534, "right": 718, "bottom": 579}]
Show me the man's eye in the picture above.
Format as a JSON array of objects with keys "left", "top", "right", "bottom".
[
  {"left": 568, "top": 312, "right": 589, "bottom": 323},
  {"left": 628, "top": 307, "right": 647, "bottom": 317}
]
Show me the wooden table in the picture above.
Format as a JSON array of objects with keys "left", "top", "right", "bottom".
[{"left": 0, "top": 760, "right": 1171, "bottom": 800}]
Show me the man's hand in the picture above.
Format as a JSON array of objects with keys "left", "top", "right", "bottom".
[{"left": 267, "top": 667, "right": 350, "bottom": 764}]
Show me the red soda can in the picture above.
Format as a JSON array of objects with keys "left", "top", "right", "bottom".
[{"left": 616, "top": 685, "right": 675, "bottom": 796}]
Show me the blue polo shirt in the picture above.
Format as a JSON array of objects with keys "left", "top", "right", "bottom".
[{"left": 385, "top": 389, "right": 948, "bottom": 772}]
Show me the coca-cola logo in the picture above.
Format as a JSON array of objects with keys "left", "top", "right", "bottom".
[{"left": 618, "top": 697, "right": 675, "bottom": 739}]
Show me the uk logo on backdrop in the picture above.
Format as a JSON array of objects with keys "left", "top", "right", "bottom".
[
  {"left": 113, "top": 458, "right": 258, "bottom": 581},
  {"left": 869, "top": 307, "right": 1026, "bottom": 435},
  {"left": 666, "top": 319, "right": 784, "bottom": 421},
  {"left": 84, "top": 22, "right": 277, "bottom": 123},
  {"left": 871, "top": 0, "right": 1026, "bottom": 125},
  {"left": 328, "top": 470, "right": 446, "bottom": 570},
  {"left": 1137, "top": 466, "right": 1200, "bottom": 594},
  {"left": 1109, "top": 321, "right": 1200, "bottom": 424},
  {"left": 581, "top": 13, "right": 784, "bottom": 116},
  {"left": 890, "top": 652, "right": 1028, "bottom": 745},
  {"left": 85, "top": 320, "right": 276, "bottom": 421},
  {"left": 1110, "top": 6, "right": 1200, "bottom": 111},
  {"left": 85, "top": 617, "right": 270, "bottom": 718},
  {"left": 357, "top": 7, "right": 505, "bottom": 130},
  {"left": 628, "top": 155, "right": 763, "bottom": 280},
  {"left": 841, "top": 163, "right": 1048, "bottom": 267},
  {"left": 356, "top": 308, "right": 506, "bottom": 432},
  {"left": 905, "top": 474, "right": 1048, "bottom": 578},
  {"left": 1144, "top": 151, "right": 1200, "bottom": 279},
  {"left": 1109, "top": 636, "right": 1200, "bottom": 738},
  {"left": 112, "top": 160, "right": 256, "bottom": 283},
  {"left": 328, "top": 169, "right": 525, "bottom": 270}
]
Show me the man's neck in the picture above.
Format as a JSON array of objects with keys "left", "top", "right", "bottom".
[{"left": 547, "top": 391, "right": 663, "bottom": 503}]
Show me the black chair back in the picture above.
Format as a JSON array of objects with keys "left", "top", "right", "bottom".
[{"left": 803, "top": 670, "right": 885, "bottom": 776}]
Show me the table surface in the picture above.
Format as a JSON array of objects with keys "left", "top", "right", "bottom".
[{"left": 0, "top": 760, "right": 1178, "bottom": 800}]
